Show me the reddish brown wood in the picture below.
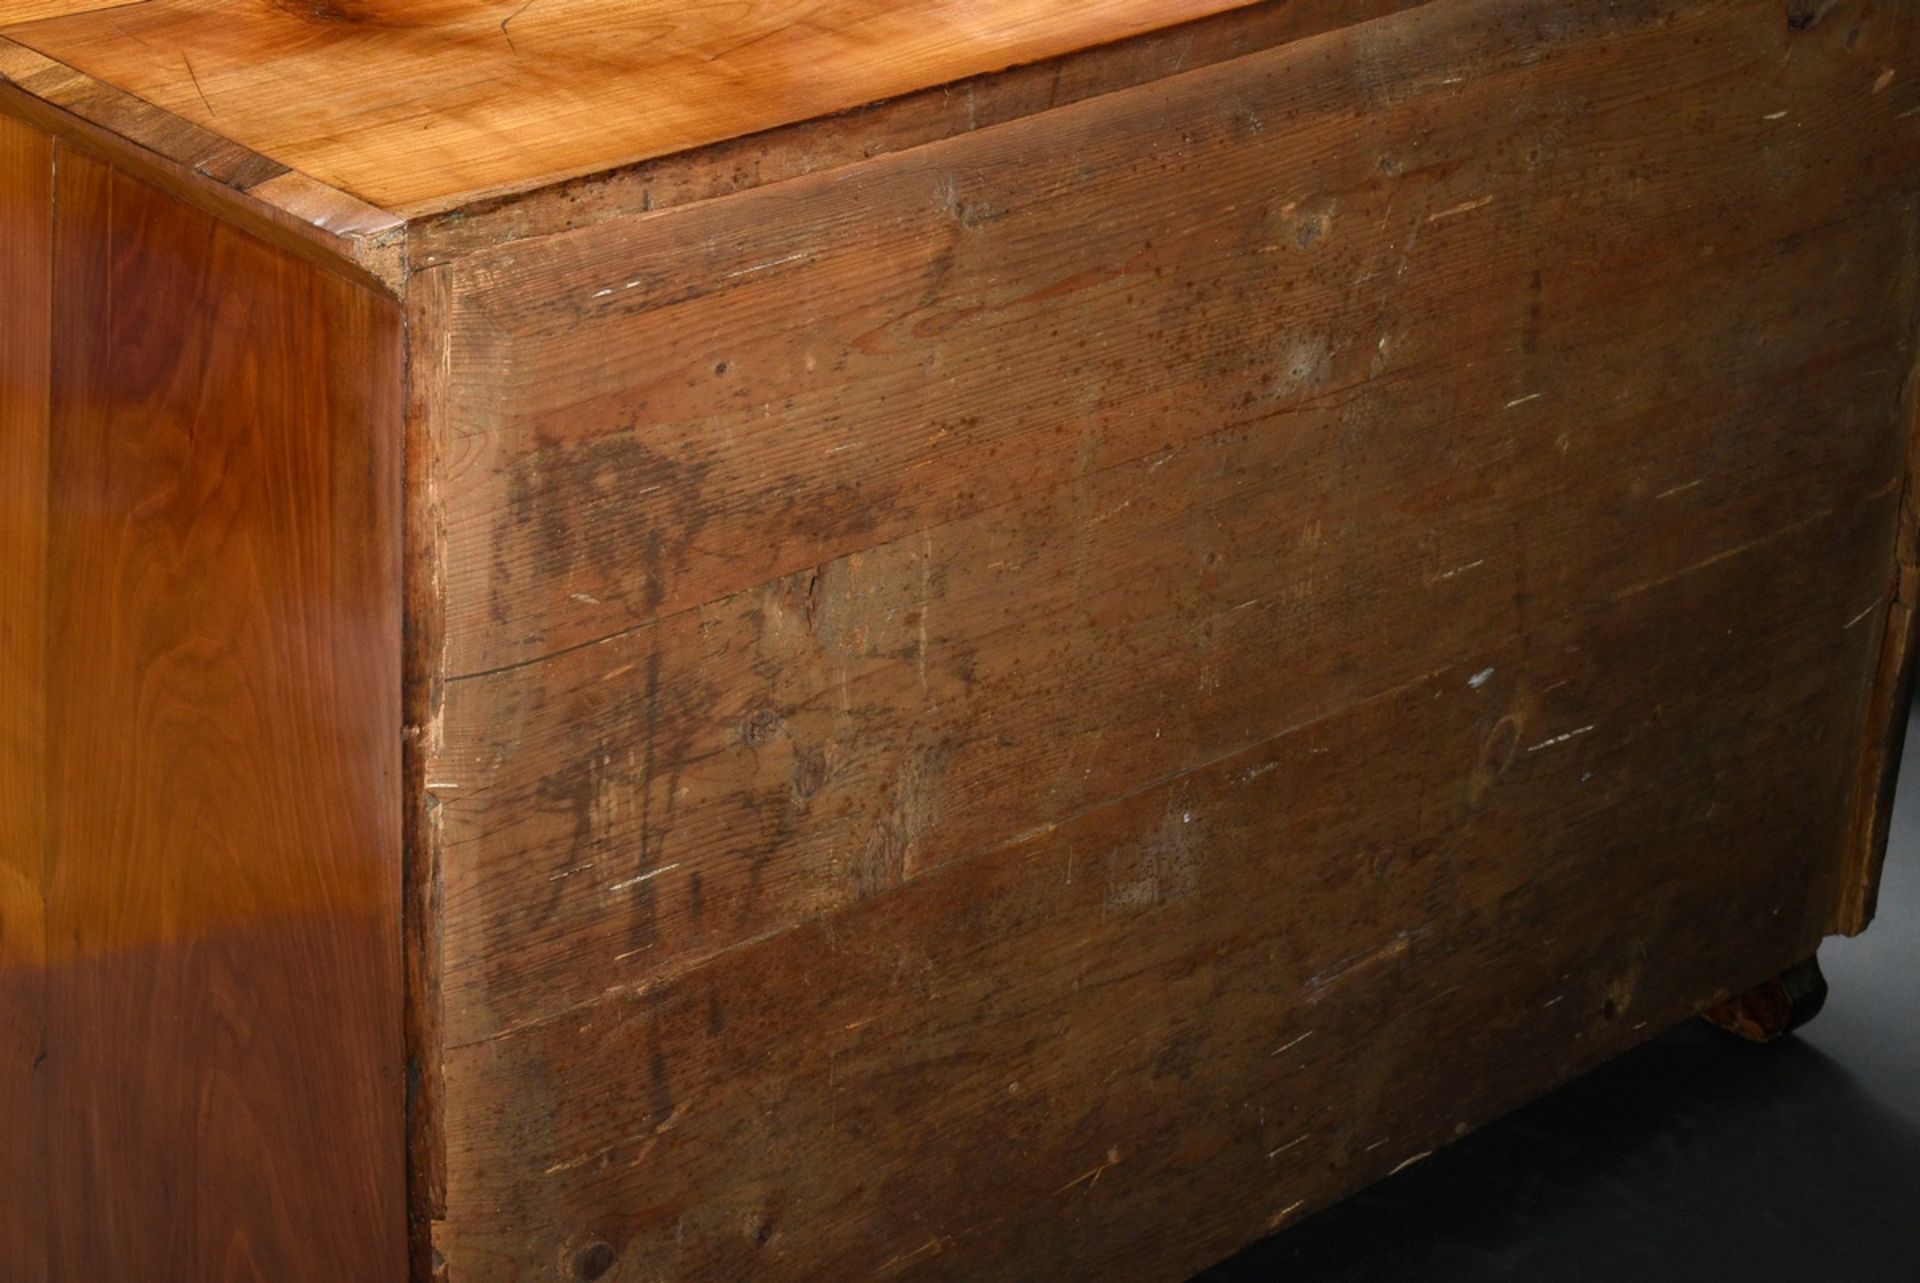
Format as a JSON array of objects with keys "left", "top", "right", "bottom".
[
  {"left": 1700, "top": 956, "right": 1831, "bottom": 1043},
  {"left": 0, "top": 106, "right": 52, "bottom": 1283},
  {"left": 11, "top": 138, "right": 408, "bottom": 1281}
]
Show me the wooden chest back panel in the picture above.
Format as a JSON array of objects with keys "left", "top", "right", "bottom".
[
  {"left": 438, "top": 495, "right": 1895, "bottom": 1278},
  {"left": 0, "top": 114, "right": 408, "bottom": 1280},
  {"left": 422, "top": 0, "right": 1920, "bottom": 1276}
]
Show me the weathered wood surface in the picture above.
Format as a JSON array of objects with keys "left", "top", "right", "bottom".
[
  {"left": 433, "top": 0, "right": 1920, "bottom": 1031},
  {"left": 0, "top": 116, "right": 409, "bottom": 1280},
  {"left": 439, "top": 496, "right": 1897, "bottom": 1278},
  {"left": 1838, "top": 352, "right": 1920, "bottom": 932},
  {"left": 421, "top": 0, "right": 1920, "bottom": 1276},
  {"left": 405, "top": 0, "right": 1434, "bottom": 263},
  {"left": 438, "top": 0, "right": 1920, "bottom": 679},
  {"left": 0, "top": 0, "right": 1330, "bottom": 215}
]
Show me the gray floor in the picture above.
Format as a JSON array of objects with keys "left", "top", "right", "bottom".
[{"left": 1200, "top": 712, "right": 1920, "bottom": 1281}]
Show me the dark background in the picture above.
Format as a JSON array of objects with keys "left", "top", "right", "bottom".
[{"left": 1198, "top": 711, "right": 1920, "bottom": 1281}]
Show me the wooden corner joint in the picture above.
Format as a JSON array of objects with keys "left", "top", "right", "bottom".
[{"left": 0, "top": 34, "right": 406, "bottom": 296}]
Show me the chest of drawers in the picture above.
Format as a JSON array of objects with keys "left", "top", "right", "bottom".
[{"left": 3, "top": 1, "right": 1917, "bottom": 1278}]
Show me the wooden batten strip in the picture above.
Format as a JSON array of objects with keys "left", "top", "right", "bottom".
[{"left": 1837, "top": 261, "right": 1920, "bottom": 935}]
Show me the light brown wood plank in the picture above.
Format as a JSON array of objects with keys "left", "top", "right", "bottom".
[
  {"left": 0, "top": 106, "right": 52, "bottom": 1283},
  {"left": 437, "top": 0, "right": 1920, "bottom": 679},
  {"left": 439, "top": 494, "right": 1897, "bottom": 1279},
  {"left": 0, "top": 2, "right": 139, "bottom": 21},
  {"left": 2, "top": 0, "right": 1333, "bottom": 215},
  {"left": 406, "top": 0, "right": 1435, "bottom": 262},
  {"left": 38, "top": 145, "right": 406, "bottom": 1281}
]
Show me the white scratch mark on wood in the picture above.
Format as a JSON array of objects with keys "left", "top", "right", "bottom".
[
  {"left": 1390, "top": 1151, "right": 1434, "bottom": 1176},
  {"left": 547, "top": 863, "right": 595, "bottom": 883},
  {"left": 607, "top": 862, "right": 681, "bottom": 892},
  {"left": 1270, "top": 1030, "right": 1316, "bottom": 1057},
  {"left": 1525, "top": 725, "right": 1596, "bottom": 753},
  {"left": 1056, "top": 1147, "right": 1124, "bottom": 1195},
  {"left": 1428, "top": 194, "right": 1495, "bottom": 222},
  {"left": 1268, "top": 1135, "right": 1310, "bottom": 1160},
  {"left": 1505, "top": 391, "right": 1544, "bottom": 408},
  {"left": 1468, "top": 667, "right": 1496, "bottom": 689},
  {"left": 1763, "top": 110, "right": 1790, "bottom": 121},
  {"left": 1875, "top": 68, "right": 1896, "bottom": 94},
  {"left": 1306, "top": 928, "right": 1428, "bottom": 998},
  {"left": 1656, "top": 478, "right": 1704, "bottom": 499},
  {"left": 918, "top": 531, "right": 933, "bottom": 692},
  {"left": 723, "top": 251, "right": 811, "bottom": 281},
  {"left": 874, "top": 1236, "right": 948, "bottom": 1275},
  {"left": 1428, "top": 558, "right": 1486, "bottom": 583},
  {"left": 1846, "top": 601, "right": 1881, "bottom": 630}
]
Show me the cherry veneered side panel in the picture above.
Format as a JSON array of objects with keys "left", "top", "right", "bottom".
[
  {"left": 0, "top": 104, "right": 53, "bottom": 1283},
  {"left": 0, "top": 132, "right": 408, "bottom": 1281}
]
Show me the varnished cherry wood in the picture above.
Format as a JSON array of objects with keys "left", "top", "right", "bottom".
[
  {"left": 0, "top": 107, "right": 52, "bottom": 1283},
  {"left": 1, "top": 0, "right": 1288, "bottom": 215},
  {"left": 0, "top": 126, "right": 409, "bottom": 1280},
  {"left": 0, "top": 35, "right": 407, "bottom": 295}
]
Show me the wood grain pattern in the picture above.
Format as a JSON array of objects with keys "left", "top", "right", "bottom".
[
  {"left": 439, "top": 0, "right": 1920, "bottom": 679},
  {"left": 0, "top": 2, "right": 131, "bottom": 21},
  {"left": 3, "top": 0, "right": 1288, "bottom": 215},
  {"left": 405, "top": 0, "right": 1435, "bottom": 263},
  {"left": 438, "top": 205, "right": 1916, "bottom": 1041},
  {"left": 0, "top": 36, "right": 406, "bottom": 294},
  {"left": 428, "top": 0, "right": 1920, "bottom": 1043},
  {"left": 440, "top": 495, "right": 1897, "bottom": 1278},
  {"left": 420, "top": 0, "right": 1920, "bottom": 1275},
  {"left": 0, "top": 106, "right": 52, "bottom": 1283},
  {"left": 14, "top": 142, "right": 408, "bottom": 1281}
]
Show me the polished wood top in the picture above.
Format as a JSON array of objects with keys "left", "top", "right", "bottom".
[{"left": 0, "top": 0, "right": 1260, "bottom": 216}]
